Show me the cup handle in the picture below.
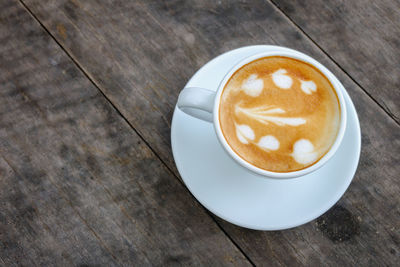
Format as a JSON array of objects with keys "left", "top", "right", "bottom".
[{"left": 177, "top": 87, "right": 216, "bottom": 122}]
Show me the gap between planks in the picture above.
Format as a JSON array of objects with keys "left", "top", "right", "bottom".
[{"left": 17, "top": 0, "right": 256, "bottom": 265}]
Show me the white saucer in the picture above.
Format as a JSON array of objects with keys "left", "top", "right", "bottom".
[{"left": 171, "top": 45, "right": 361, "bottom": 230}]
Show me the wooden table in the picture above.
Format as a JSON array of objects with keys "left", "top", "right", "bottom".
[{"left": 1, "top": 0, "right": 399, "bottom": 265}]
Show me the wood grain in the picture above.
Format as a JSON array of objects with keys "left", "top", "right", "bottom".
[
  {"left": 7, "top": 0, "right": 400, "bottom": 265},
  {"left": 272, "top": 0, "right": 400, "bottom": 124},
  {"left": 0, "top": 1, "right": 251, "bottom": 265}
]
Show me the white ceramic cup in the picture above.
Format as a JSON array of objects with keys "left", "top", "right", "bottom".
[{"left": 177, "top": 49, "right": 347, "bottom": 179}]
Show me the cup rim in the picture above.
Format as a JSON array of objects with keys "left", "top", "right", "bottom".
[{"left": 213, "top": 50, "right": 347, "bottom": 179}]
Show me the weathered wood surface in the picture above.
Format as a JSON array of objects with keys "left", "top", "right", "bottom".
[
  {"left": 0, "top": 1, "right": 251, "bottom": 265},
  {"left": 272, "top": 0, "right": 400, "bottom": 124},
  {"left": 1, "top": 0, "right": 399, "bottom": 265}
]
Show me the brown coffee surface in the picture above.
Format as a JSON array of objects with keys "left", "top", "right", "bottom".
[{"left": 219, "top": 56, "right": 340, "bottom": 172}]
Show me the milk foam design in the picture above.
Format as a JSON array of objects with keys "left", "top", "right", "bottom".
[
  {"left": 235, "top": 71, "right": 319, "bottom": 162},
  {"left": 300, "top": 80, "right": 317, "bottom": 95},
  {"left": 236, "top": 105, "right": 306, "bottom": 126},
  {"left": 272, "top": 69, "right": 293, "bottom": 89},
  {"left": 291, "top": 139, "right": 318, "bottom": 164},
  {"left": 236, "top": 124, "right": 280, "bottom": 151},
  {"left": 220, "top": 56, "right": 340, "bottom": 172},
  {"left": 235, "top": 124, "right": 255, "bottom": 144},
  {"left": 258, "top": 135, "right": 279, "bottom": 151},
  {"left": 241, "top": 74, "right": 264, "bottom": 97}
]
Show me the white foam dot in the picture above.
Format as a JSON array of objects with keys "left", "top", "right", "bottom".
[
  {"left": 242, "top": 74, "right": 264, "bottom": 97},
  {"left": 236, "top": 124, "right": 255, "bottom": 144},
  {"left": 291, "top": 139, "right": 318, "bottom": 164},
  {"left": 300, "top": 80, "right": 317, "bottom": 94},
  {"left": 258, "top": 135, "right": 279, "bottom": 151},
  {"left": 272, "top": 69, "right": 293, "bottom": 89}
]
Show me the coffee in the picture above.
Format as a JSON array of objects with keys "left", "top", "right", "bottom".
[{"left": 219, "top": 56, "right": 340, "bottom": 172}]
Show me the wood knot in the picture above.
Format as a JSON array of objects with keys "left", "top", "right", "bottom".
[{"left": 316, "top": 205, "right": 360, "bottom": 242}]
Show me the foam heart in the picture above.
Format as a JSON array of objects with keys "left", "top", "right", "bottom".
[
  {"left": 236, "top": 124, "right": 255, "bottom": 144},
  {"left": 272, "top": 69, "right": 293, "bottom": 89},
  {"left": 257, "top": 135, "right": 280, "bottom": 151},
  {"left": 301, "top": 80, "right": 317, "bottom": 94},
  {"left": 291, "top": 139, "right": 317, "bottom": 164},
  {"left": 242, "top": 74, "right": 264, "bottom": 97}
]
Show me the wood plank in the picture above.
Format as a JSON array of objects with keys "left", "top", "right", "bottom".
[
  {"left": 0, "top": 1, "right": 251, "bottom": 265},
  {"left": 0, "top": 156, "right": 118, "bottom": 266},
  {"left": 19, "top": 0, "right": 400, "bottom": 265},
  {"left": 271, "top": 0, "right": 400, "bottom": 123}
]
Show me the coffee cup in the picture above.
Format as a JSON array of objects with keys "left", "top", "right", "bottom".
[{"left": 177, "top": 49, "right": 346, "bottom": 179}]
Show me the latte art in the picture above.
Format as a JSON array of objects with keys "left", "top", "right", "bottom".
[
  {"left": 219, "top": 56, "right": 340, "bottom": 172},
  {"left": 235, "top": 105, "right": 306, "bottom": 126},
  {"left": 272, "top": 69, "right": 293, "bottom": 89},
  {"left": 242, "top": 74, "right": 264, "bottom": 97}
]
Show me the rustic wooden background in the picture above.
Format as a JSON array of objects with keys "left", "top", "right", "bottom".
[{"left": 1, "top": 0, "right": 399, "bottom": 265}]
